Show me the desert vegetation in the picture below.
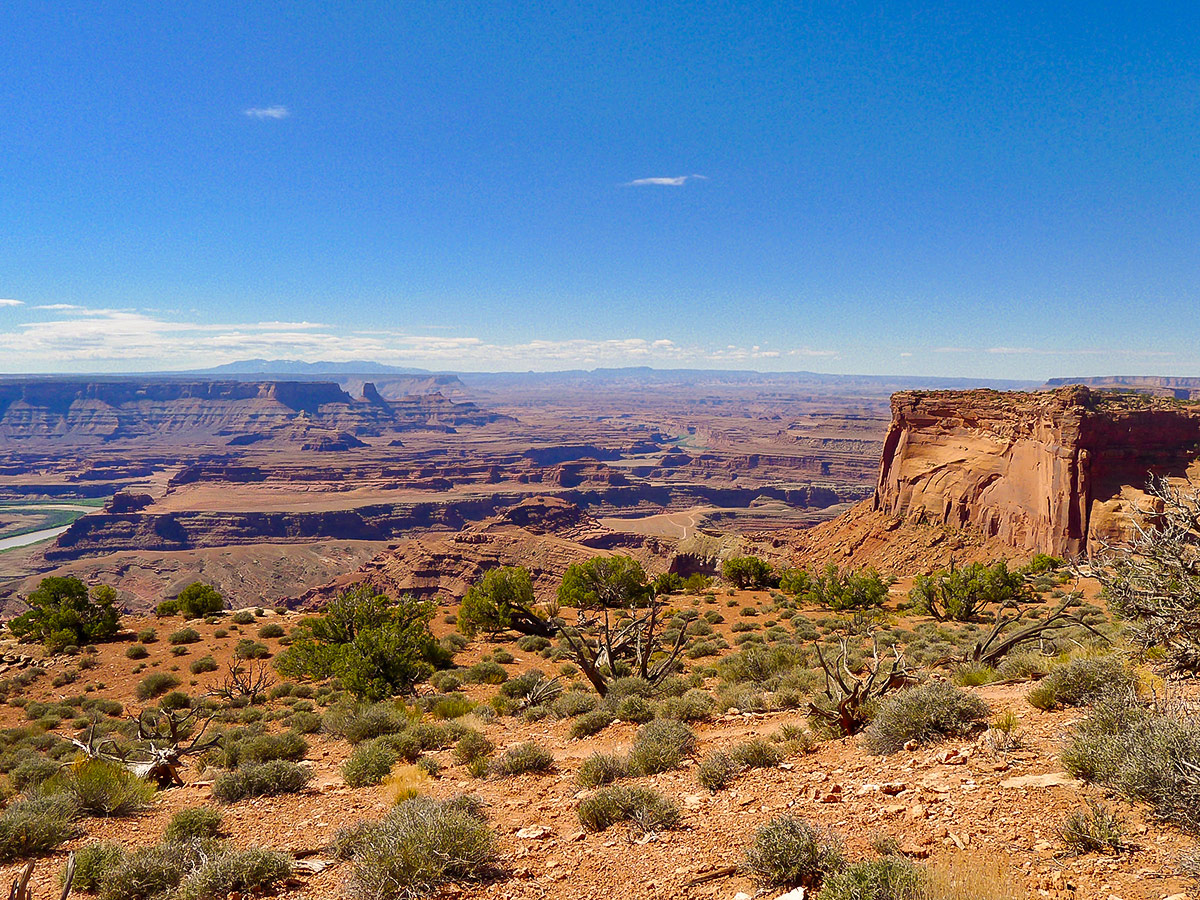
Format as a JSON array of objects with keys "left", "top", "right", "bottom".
[{"left": 0, "top": 505, "right": 1195, "bottom": 900}]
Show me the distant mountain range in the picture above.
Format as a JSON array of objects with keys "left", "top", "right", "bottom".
[{"left": 187, "top": 359, "right": 433, "bottom": 376}]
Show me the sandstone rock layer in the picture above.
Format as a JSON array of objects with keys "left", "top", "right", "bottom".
[{"left": 873, "top": 386, "right": 1200, "bottom": 556}]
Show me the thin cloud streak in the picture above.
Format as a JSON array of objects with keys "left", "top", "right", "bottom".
[
  {"left": 0, "top": 299, "right": 23, "bottom": 307},
  {"left": 0, "top": 306, "right": 833, "bottom": 372},
  {"left": 244, "top": 105, "right": 289, "bottom": 119},
  {"left": 624, "top": 174, "right": 707, "bottom": 187}
]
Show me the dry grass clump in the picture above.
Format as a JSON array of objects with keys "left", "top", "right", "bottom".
[
  {"left": 864, "top": 682, "right": 989, "bottom": 755},
  {"left": 489, "top": 741, "right": 555, "bottom": 777},
  {"left": 1027, "top": 656, "right": 1135, "bottom": 710},
  {"left": 577, "top": 752, "right": 628, "bottom": 788},
  {"left": 164, "top": 806, "right": 224, "bottom": 842},
  {"left": 176, "top": 847, "right": 294, "bottom": 900},
  {"left": 569, "top": 708, "right": 615, "bottom": 739},
  {"left": 339, "top": 796, "right": 498, "bottom": 900},
  {"left": 1062, "top": 695, "right": 1200, "bottom": 831},
  {"left": 744, "top": 815, "right": 844, "bottom": 888},
  {"left": 1059, "top": 800, "right": 1129, "bottom": 854},
  {"left": 577, "top": 785, "right": 679, "bottom": 834},
  {"left": 382, "top": 764, "right": 432, "bottom": 803},
  {"left": 343, "top": 738, "right": 401, "bottom": 787},
  {"left": 821, "top": 856, "right": 926, "bottom": 900},
  {"left": 626, "top": 719, "right": 696, "bottom": 776},
  {"left": 923, "top": 851, "right": 1025, "bottom": 900},
  {"left": 211, "top": 759, "right": 312, "bottom": 802},
  {"left": 697, "top": 739, "right": 783, "bottom": 791},
  {"left": 0, "top": 791, "right": 78, "bottom": 862}
]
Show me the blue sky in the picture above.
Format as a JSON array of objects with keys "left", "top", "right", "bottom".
[{"left": 1, "top": 1, "right": 1197, "bottom": 378}]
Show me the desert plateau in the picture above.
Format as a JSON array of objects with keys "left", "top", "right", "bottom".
[{"left": 4, "top": 4, "right": 1198, "bottom": 898}]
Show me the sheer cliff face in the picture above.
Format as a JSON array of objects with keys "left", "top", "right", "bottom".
[{"left": 874, "top": 387, "right": 1200, "bottom": 557}]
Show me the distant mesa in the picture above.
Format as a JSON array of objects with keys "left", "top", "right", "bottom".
[
  {"left": 0, "top": 378, "right": 509, "bottom": 443},
  {"left": 1045, "top": 375, "right": 1200, "bottom": 401}
]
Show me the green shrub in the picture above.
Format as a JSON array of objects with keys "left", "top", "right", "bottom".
[
  {"left": 490, "top": 742, "right": 554, "bottom": 777},
  {"left": 232, "top": 609, "right": 256, "bottom": 625},
  {"left": 864, "top": 682, "right": 989, "bottom": 754},
  {"left": 626, "top": 719, "right": 696, "bottom": 775},
  {"left": 554, "top": 691, "right": 599, "bottom": 718},
  {"left": 910, "top": 560, "right": 1026, "bottom": 621},
  {"left": 577, "top": 752, "right": 627, "bottom": 788},
  {"left": 211, "top": 760, "right": 312, "bottom": 802},
  {"left": 1027, "top": 656, "right": 1135, "bottom": 711},
  {"left": 189, "top": 655, "right": 218, "bottom": 674},
  {"left": 228, "top": 730, "right": 308, "bottom": 765},
  {"left": 70, "top": 842, "right": 125, "bottom": 892},
  {"left": 453, "top": 730, "right": 494, "bottom": 766},
  {"left": 177, "top": 847, "right": 293, "bottom": 900},
  {"left": 517, "top": 635, "right": 552, "bottom": 652},
  {"left": 744, "top": 816, "right": 845, "bottom": 888},
  {"left": 49, "top": 758, "right": 155, "bottom": 816},
  {"left": 136, "top": 672, "right": 181, "bottom": 700},
  {"left": 8, "top": 578, "right": 120, "bottom": 652},
  {"left": 165, "top": 806, "right": 224, "bottom": 842},
  {"left": 820, "top": 857, "right": 926, "bottom": 900},
  {"left": 169, "top": 627, "right": 201, "bottom": 645},
  {"left": 577, "top": 785, "right": 679, "bottom": 834},
  {"left": 569, "top": 708, "right": 615, "bottom": 739},
  {"left": 258, "top": 622, "right": 285, "bottom": 639},
  {"left": 796, "top": 564, "right": 892, "bottom": 611},
  {"left": 1059, "top": 800, "right": 1129, "bottom": 854},
  {"left": 234, "top": 639, "right": 270, "bottom": 659},
  {"left": 9, "top": 754, "right": 61, "bottom": 791},
  {"left": 137, "top": 628, "right": 158, "bottom": 643},
  {"left": 723, "top": 556, "right": 776, "bottom": 589},
  {"left": 343, "top": 739, "right": 401, "bottom": 787},
  {"left": 275, "top": 587, "right": 448, "bottom": 701},
  {"left": 429, "top": 670, "right": 462, "bottom": 693},
  {"left": 175, "top": 583, "right": 226, "bottom": 618},
  {"left": 0, "top": 792, "right": 79, "bottom": 861},
  {"left": 125, "top": 644, "right": 149, "bottom": 660}
]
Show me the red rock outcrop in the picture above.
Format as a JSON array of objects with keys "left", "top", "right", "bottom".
[{"left": 874, "top": 386, "right": 1200, "bottom": 557}]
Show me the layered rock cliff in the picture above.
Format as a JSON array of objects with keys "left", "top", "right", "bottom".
[
  {"left": 0, "top": 379, "right": 507, "bottom": 442},
  {"left": 873, "top": 386, "right": 1200, "bottom": 557}
]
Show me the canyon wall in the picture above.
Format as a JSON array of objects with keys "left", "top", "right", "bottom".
[
  {"left": 0, "top": 379, "right": 505, "bottom": 441},
  {"left": 873, "top": 386, "right": 1200, "bottom": 557}
]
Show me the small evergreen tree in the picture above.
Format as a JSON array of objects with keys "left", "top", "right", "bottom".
[
  {"left": 9, "top": 577, "right": 120, "bottom": 651},
  {"left": 457, "top": 566, "right": 551, "bottom": 638},
  {"left": 722, "top": 556, "right": 776, "bottom": 589},
  {"left": 276, "top": 586, "right": 448, "bottom": 701}
]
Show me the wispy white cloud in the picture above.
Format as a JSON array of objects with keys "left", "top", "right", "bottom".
[
  {"left": 0, "top": 305, "right": 829, "bottom": 373},
  {"left": 624, "top": 174, "right": 707, "bottom": 187},
  {"left": 244, "top": 105, "right": 289, "bottom": 120},
  {"left": 0, "top": 299, "right": 23, "bottom": 308},
  {"left": 936, "top": 345, "right": 1174, "bottom": 358},
  {"left": 33, "top": 303, "right": 83, "bottom": 311}
]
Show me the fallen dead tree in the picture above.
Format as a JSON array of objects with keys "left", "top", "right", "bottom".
[{"left": 69, "top": 707, "right": 219, "bottom": 787}]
